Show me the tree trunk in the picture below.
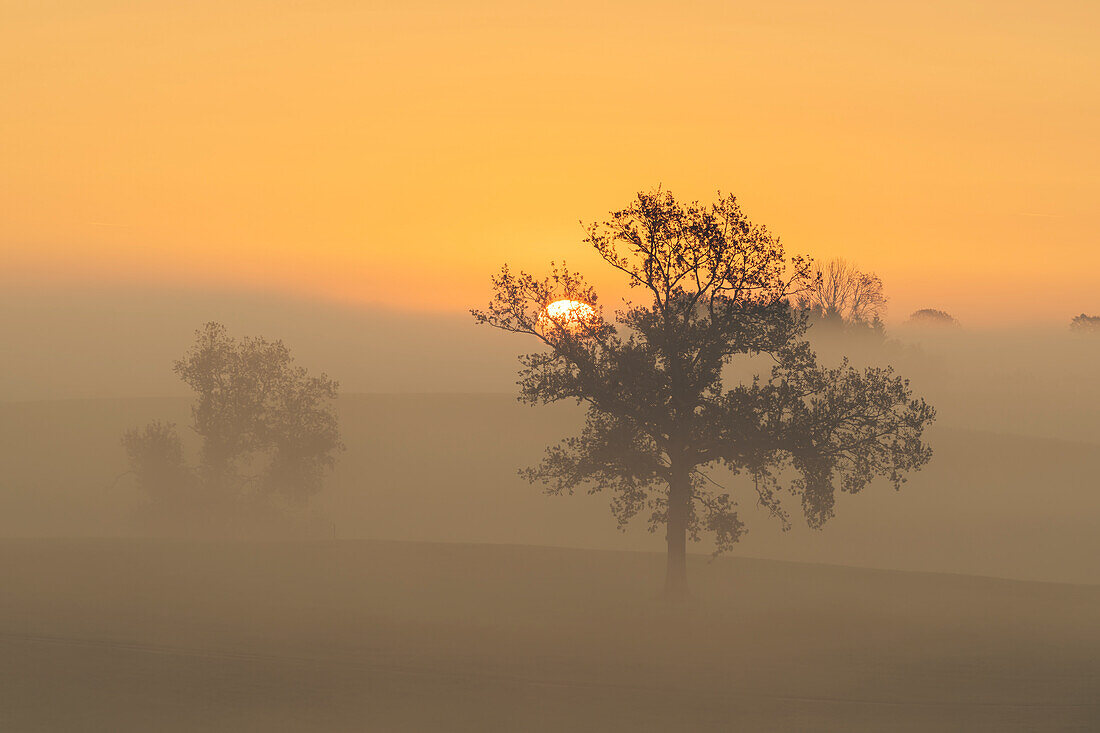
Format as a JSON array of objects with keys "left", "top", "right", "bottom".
[{"left": 664, "top": 461, "right": 690, "bottom": 598}]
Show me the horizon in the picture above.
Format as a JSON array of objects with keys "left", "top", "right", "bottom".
[{"left": 4, "top": 281, "right": 1100, "bottom": 403}]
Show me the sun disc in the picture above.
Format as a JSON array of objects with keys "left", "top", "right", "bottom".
[{"left": 540, "top": 299, "right": 596, "bottom": 330}]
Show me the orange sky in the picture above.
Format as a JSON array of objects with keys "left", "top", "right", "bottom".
[{"left": 3, "top": 0, "right": 1098, "bottom": 325}]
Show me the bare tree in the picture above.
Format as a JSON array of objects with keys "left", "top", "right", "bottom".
[
  {"left": 798, "top": 258, "right": 887, "bottom": 324},
  {"left": 473, "top": 190, "right": 935, "bottom": 597}
]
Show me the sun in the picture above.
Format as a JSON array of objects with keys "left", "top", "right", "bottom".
[{"left": 539, "top": 299, "right": 596, "bottom": 331}]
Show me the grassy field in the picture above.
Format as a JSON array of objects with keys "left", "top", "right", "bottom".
[{"left": 0, "top": 539, "right": 1096, "bottom": 732}]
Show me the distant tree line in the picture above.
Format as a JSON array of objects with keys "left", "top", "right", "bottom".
[{"left": 793, "top": 258, "right": 962, "bottom": 340}]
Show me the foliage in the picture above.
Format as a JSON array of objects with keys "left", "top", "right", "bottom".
[
  {"left": 906, "top": 308, "right": 958, "bottom": 327},
  {"left": 173, "top": 322, "right": 342, "bottom": 505},
  {"left": 121, "top": 420, "right": 194, "bottom": 505},
  {"left": 473, "top": 189, "right": 935, "bottom": 593},
  {"left": 1069, "top": 313, "right": 1100, "bottom": 333}
]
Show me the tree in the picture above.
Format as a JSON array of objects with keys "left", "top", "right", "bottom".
[
  {"left": 472, "top": 190, "right": 935, "bottom": 597},
  {"left": 905, "top": 308, "right": 958, "bottom": 328},
  {"left": 121, "top": 421, "right": 194, "bottom": 507},
  {"left": 123, "top": 323, "right": 342, "bottom": 521},
  {"left": 1070, "top": 314, "right": 1100, "bottom": 333},
  {"left": 172, "top": 322, "right": 342, "bottom": 506},
  {"left": 797, "top": 257, "right": 887, "bottom": 324},
  {"left": 796, "top": 258, "right": 888, "bottom": 349}
]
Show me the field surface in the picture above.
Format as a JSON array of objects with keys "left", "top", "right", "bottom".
[{"left": 0, "top": 539, "right": 1097, "bottom": 732}]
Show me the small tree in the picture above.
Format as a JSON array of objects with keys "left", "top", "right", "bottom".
[
  {"left": 473, "top": 190, "right": 935, "bottom": 597},
  {"left": 121, "top": 421, "right": 194, "bottom": 507},
  {"left": 1070, "top": 314, "right": 1100, "bottom": 333},
  {"left": 905, "top": 308, "right": 958, "bottom": 328}
]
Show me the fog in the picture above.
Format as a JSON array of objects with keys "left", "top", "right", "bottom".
[
  {"left": 0, "top": 285, "right": 520, "bottom": 400},
  {"left": 2, "top": 285, "right": 1098, "bottom": 730}
]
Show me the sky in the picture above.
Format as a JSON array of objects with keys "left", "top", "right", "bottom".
[{"left": 2, "top": 0, "right": 1098, "bottom": 325}]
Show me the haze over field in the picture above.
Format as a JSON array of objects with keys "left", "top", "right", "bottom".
[
  {"left": 5, "top": 284, "right": 1100, "bottom": 440},
  {"left": 4, "top": 393, "right": 1100, "bottom": 587},
  {"left": 4, "top": 283, "right": 1100, "bottom": 587}
]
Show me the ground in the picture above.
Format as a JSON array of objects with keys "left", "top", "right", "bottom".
[{"left": 0, "top": 539, "right": 1097, "bottom": 732}]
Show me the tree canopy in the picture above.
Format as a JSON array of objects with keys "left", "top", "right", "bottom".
[
  {"left": 1070, "top": 313, "right": 1100, "bottom": 333},
  {"left": 905, "top": 308, "right": 959, "bottom": 328},
  {"left": 173, "top": 322, "right": 342, "bottom": 505}
]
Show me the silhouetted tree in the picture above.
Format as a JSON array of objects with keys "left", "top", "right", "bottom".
[
  {"left": 796, "top": 258, "right": 888, "bottom": 348},
  {"left": 1070, "top": 313, "right": 1100, "bottom": 333},
  {"left": 905, "top": 308, "right": 958, "bottom": 328},
  {"left": 473, "top": 190, "right": 935, "bottom": 597},
  {"left": 798, "top": 258, "right": 887, "bottom": 324}
]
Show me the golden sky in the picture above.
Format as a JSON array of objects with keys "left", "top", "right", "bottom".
[{"left": 3, "top": 0, "right": 1097, "bottom": 324}]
